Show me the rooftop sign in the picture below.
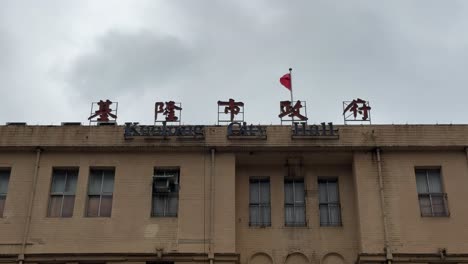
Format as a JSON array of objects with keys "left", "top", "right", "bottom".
[
  {"left": 292, "top": 122, "right": 339, "bottom": 139},
  {"left": 124, "top": 122, "right": 204, "bottom": 140}
]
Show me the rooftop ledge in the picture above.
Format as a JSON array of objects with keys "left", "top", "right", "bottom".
[{"left": 0, "top": 124, "right": 467, "bottom": 151}]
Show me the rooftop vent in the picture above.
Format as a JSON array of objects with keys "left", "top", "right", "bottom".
[
  {"left": 61, "top": 122, "right": 82, "bottom": 126},
  {"left": 6, "top": 122, "right": 27, "bottom": 126},
  {"left": 97, "top": 122, "right": 116, "bottom": 126}
]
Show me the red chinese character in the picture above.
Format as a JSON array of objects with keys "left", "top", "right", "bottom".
[
  {"left": 155, "top": 101, "right": 182, "bottom": 122},
  {"left": 217, "top": 99, "right": 244, "bottom": 122},
  {"left": 343, "top": 98, "right": 371, "bottom": 120},
  {"left": 88, "top": 100, "right": 117, "bottom": 122},
  {"left": 278, "top": 100, "right": 308, "bottom": 121}
]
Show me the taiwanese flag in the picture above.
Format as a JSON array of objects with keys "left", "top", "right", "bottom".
[{"left": 280, "top": 73, "right": 292, "bottom": 90}]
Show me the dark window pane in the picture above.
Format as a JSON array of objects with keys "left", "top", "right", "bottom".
[
  {"left": 62, "top": 195, "right": 75, "bottom": 217},
  {"left": 284, "top": 179, "right": 306, "bottom": 226},
  {"left": 327, "top": 181, "right": 339, "bottom": 202},
  {"left": 249, "top": 205, "right": 259, "bottom": 225},
  {"left": 0, "top": 195, "right": 5, "bottom": 217},
  {"left": 88, "top": 173, "right": 102, "bottom": 195},
  {"left": 167, "top": 195, "right": 178, "bottom": 216},
  {"left": 249, "top": 178, "right": 270, "bottom": 226},
  {"left": 415, "top": 169, "right": 447, "bottom": 217},
  {"left": 319, "top": 179, "right": 341, "bottom": 226},
  {"left": 318, "top": 182, "right": 328, "bottom": 203},
  {"left": 319, "top": 204, "right": 329, "bottom": 225},
  {"left": 285, "top": 205, "right": 294, "bottom": 224},
  {"left": 0, "top": 172, "right": 10, "bottom": 194},
  {"left": 415, "top": 172, "right": 428, "bottom": 193},
  {"left": 48, "top": 195, "right": 63, "bottom": 217},
  {"left": 431, "top": 195, "right": 447, "bottom": 216},
  {"left": 294, "top": 181, "right": 305, "bottom": 203},
  {"left": 294, "top": 205, "right": 306, "bottom": 225},
  {"left": 102, "top": 173, "right": 114, "bottom": 193},
  {"left": 329, "top": 204, "right": 341, "bottom": 225},
  {"left": 49, "top": 169, "right": 78, "bottom": 217},
  {"left": 259, "top": 181, "right": 270, "bottom": 203},
  {"left": 260, "top": 205, "right": 271, "bottom": 225},
  {"left": 419, "top": 195, "right": 432, "bottom": 216},
  {"left": 100, "top": 195, "right": 113, "bottom": 217},
  {"left": 87, "top": 195, "right": 100, "bottom": 217},
  {"left": 249, "top": 181, "right": 259, "bottom": 204},
  {"left": 51, "top": 171, "right": 66, "bottom": 193},
  {"left": 427, "top": 170, "right": 442, "bottom": 193},
  {"left": 64, "top": 174, "right": 78, "bottom": 194},
  {"left": 284, "top": 182, "right": 294, "bottom": 204},
  {"left": 153, "top": 195, "right": 166, "bottom": 216}
]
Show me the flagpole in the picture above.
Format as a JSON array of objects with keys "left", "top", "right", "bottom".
[
  {"left": 289, "top": 68, "right": 294, "bottom": 123},
  {"left": 289, "top": 68, "right": 294, "bottom": 103}
]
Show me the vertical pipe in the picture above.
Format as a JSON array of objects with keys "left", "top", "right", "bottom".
[
  {"left": 209, "top": 148, "right": 216, "bottom": 261},
  {"left": 19, "top": 147, "right": 42, "bottom": 264},
  {"left": 465, "top": 147, "right": 468, "bottom": 162},
  {"left": 376, "top": 148, "right": 392, "bottom": 264}
]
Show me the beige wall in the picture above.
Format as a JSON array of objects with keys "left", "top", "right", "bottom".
[
  {"left": 1, "top": 125, "right": 468, "bottom": 264},
  {"left": 0, "top": 152, "right": 36, "bottom": 251},
  {"left": 381, "top": 151, "right": 468, "bottom": 254},
  {"left": 1, "top": 151, "right": 215, "bottom": 255},
  {"left": 353, "top": 149, "right": 468, "bottom": 257},
  {"left": 353, "top": 151, "right": 385, "bottom": 254},
  {"left": 235, "top": 162, "right": 359, "bottom": 264}
]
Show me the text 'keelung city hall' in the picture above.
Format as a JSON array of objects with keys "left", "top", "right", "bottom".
[{"left": 1, "top": 91, "right": 468, "bottom": 264}]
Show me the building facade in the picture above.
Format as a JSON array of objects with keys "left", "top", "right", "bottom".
[{"left": 0, "top": 124, "right": 467, "bottom": 264}]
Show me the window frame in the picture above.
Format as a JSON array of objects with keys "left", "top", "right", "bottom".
[
  {"left": 0, "top": 169, "right": 11, "bottom": 218},
  {"left": 284, "top": 178, "right": 307, "bottom": 227},
  {"left": 86, "top": 168, "right": 115, "bottom": 217},
  {"left": 415, "top": 168, "right": 449, "bottom": 217},
  {"left": 249, "top": 177, "right": 271, "bottom": 227},
  {"left": 151, "top": 167, "right": 180, "bottom": 217},
  {"left": 47, "top": 167, "right": 79, "bottom": 217},
  {"left": 318, "top": 178, "right": 342, "bottom": 227}
]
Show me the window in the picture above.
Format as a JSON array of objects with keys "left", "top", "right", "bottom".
[
  {"left": 0, "top": 169, "right": 11, "bottom": 217},
  {"left": 152, "top": 168, "right": 179, "bottom": 217},
  {"left": 318, "top": 179, "right": 341, "bottom": 226},
  {"left": 249, "top": 177, "right": 271, "bottom": 226},
  {"left": 415, "top": 168, "right": 448, "bottom": 217},
  {"left": 284, "top": 178, "right": 306, "bottom": 226},
  {"left": 86, "top": 168, "right": 114, "bottom": 217},
  {"left": 48, "top": 168, "right": 78, "bottom": 217}
]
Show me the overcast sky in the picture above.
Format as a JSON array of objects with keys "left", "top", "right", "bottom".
[{"left": 1, "top": 1, "right": 467, "bottom": 125}]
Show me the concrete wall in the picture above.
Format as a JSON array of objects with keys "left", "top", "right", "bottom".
[
  {"left": 1, "top": 125, "right": 468, "bottom": 264},
  {"left": 0, "top": 151, "right": 216, "bottom": 255},
  {"left": 235, "top": 162, "right": 359, "bottom": 264}
]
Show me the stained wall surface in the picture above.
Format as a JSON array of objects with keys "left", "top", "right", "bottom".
[{"left": 0, "top": 124, "right": 467, "bottom": 264}]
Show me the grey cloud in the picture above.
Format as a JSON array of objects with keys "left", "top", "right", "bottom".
[
  {"left": 2, "top": 0, "right": 468, "bottom": 125},
  {"left": 66, "top": 30, "right": 197, "bottom": 99},
  {"left": 158, "top": 0, "right": 468, "bottom": 124}
]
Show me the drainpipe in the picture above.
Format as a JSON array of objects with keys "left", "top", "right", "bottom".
[
  {"left": 375, "top": 148, "right": 393, "bottom": 264},
  {"left": 209, "top": 148, "right": 216, "bottom": 264},
  {"left": 18, "top": 147, "right": 42, "bottom": 264},
  {"left": 465, "top": 147, "right": 468, "bottom": 162}
]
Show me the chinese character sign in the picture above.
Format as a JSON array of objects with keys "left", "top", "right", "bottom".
[
  {"left": 88, "top": 100, "right": 117, "bottom": 122},
  {"left": 155, "top": 101, "right": 182, "bottom": 123},
  {"left": 217, "top": 98, "right": 244, "bottom": 123},
  {"left": 278, "top": 100, "right": 308, "bottom": 123},
  {"left": 343, "top": 98, "right": 371, "bottom": 123}
]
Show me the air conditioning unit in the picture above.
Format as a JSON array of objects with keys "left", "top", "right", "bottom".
[
  {"left": 153, "top": 169, "right": 179, "bottom": 194},
  {"left": 154, "top": 178, "right": 171, "bottom": 193}
]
